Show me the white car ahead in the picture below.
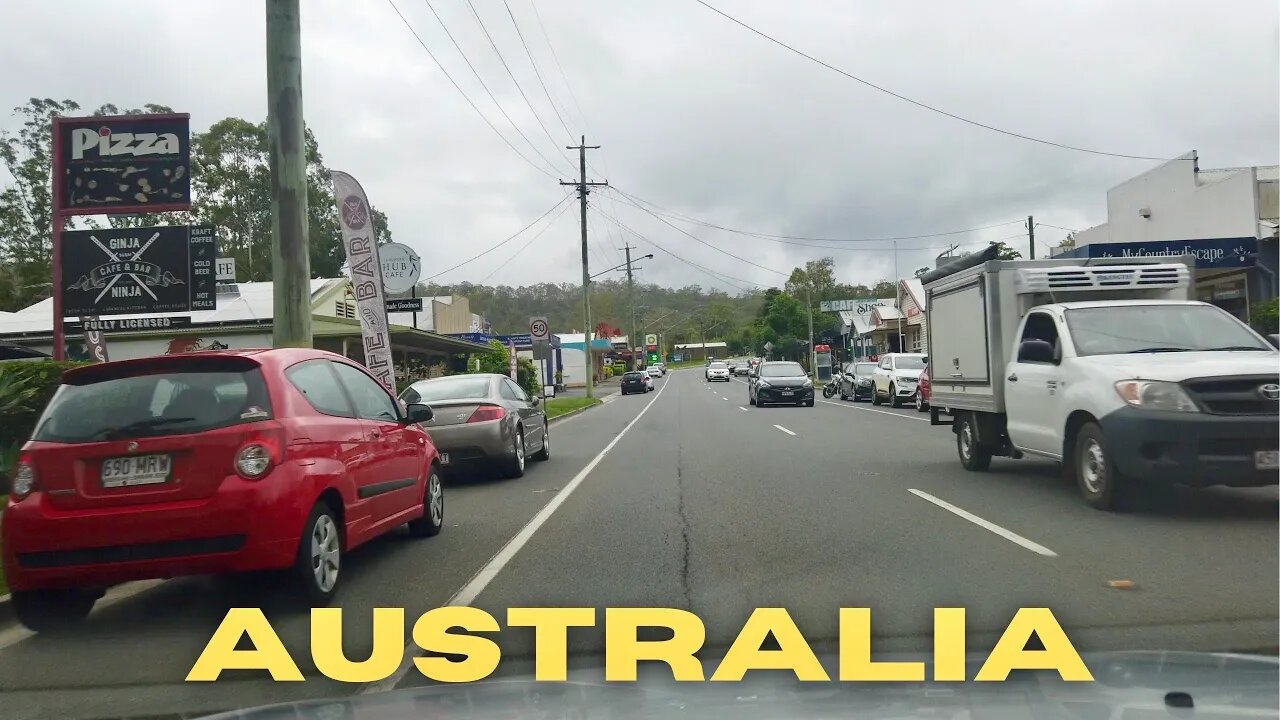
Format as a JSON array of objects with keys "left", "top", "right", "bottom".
[
  {"left": 705, "top": 361, "right": 731, "bottom": 382},
  {"left": 872, "top": 353, "right": 927, "bottom": 407}
]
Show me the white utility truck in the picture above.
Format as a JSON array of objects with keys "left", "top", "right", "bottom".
[{"left": 925, "top": 254, "right": 1279, "bottom": 510}]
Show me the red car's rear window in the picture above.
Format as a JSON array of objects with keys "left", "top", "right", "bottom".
[{"left": 33, "top": 356, "right": 272, "bottom": 443}]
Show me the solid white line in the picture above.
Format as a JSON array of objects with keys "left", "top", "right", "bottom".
[
  {"left": 908, "top": 489, "right": 1058, "bottom": 557},
  {"left": 816, "top": 398, "right": 929, "bottom": 422},
  {"left": 362, "top": 373, "right": 672, "bottom": 695},
  {"left": 773, "top": 424, "right": 796, "bottom": 436}
]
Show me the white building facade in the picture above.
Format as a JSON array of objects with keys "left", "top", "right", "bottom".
[{"left": 1056, "top": 151, "right": 1278, "bottom": 323}]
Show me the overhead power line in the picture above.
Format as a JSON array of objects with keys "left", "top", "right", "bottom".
[
  {"left": 500, "top": 0, "right": 576, "bottom": 140},
  {"left": 609, "top": 192, "right": 791, "bottom": 277},
  {"left": 691, "top": 0, "right": 1175, "bottom": 161},
  {"left": 527, "top": 0, "right": 590, "bottom": 136},
  {"left": 1035, "top": 222, "right": 1080, "bottom": 233},
  {"left": 595, "top": 207, "right": 762, "bottom": 292},
  {"left": 416, "top": 0, "right": 570, "bottom": 176},
  {"left": 481, "top": 200, "right": 572, "bottom": 282},
  {"left": 610, "top": 187, "right": 1025, "bottom": 245},
  {"left": 384, "top": 0, "right": 560, "bottom": 179},
  {"left": 462, "top": 0, "right": 571, "bottom": 167},
  {"left": 425, "top": 194, "right": 571, "bottom": 281}
]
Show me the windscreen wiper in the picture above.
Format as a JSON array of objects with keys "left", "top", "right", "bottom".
[
  {"left": 1126, "top": 347, "right": 1190, "bottom": 353},
  {"left": 1201, "top": 345, "right": 1271, "bottom": 351},
  {"left": 93, "top": 416, "right": 195, "bottom": 441}
]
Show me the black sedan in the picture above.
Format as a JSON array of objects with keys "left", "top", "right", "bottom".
[
  {"left": 838, "top": 361, "right": 878, "bottom": 401},
  {"left": 748, "top": 361, "right": 814, "bottom": 407},
  {"left": 620, "top": 370, "right": 649, "bottom": 395}
]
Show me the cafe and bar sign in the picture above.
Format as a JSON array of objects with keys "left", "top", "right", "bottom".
[
  {"left": 60, "top": 225, "right": 216, "bottom": 317},
  {"left": 54, "top": 114, "right": 192, "bottom": 214}
]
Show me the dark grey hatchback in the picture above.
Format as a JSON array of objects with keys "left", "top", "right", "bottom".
[
  {"left": 748, "top": 361, "right": 815, "bottom": 407},
  {"left": 620, "top": 370, "right": 648, "bottom": 395}
]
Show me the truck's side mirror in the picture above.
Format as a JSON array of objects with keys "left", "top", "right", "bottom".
[{"left": 1017, "top": 339, "right": 1057, "bottom": 364}]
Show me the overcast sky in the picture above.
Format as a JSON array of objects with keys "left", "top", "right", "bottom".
[{"left": 5, "top": 0, "right": 1278, "bottom": 293}]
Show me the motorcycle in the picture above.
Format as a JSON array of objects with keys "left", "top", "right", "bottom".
[{"left": 822, "top": 371, "right": 842, "bottom": 399}]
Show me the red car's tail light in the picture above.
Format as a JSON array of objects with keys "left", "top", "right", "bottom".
[
  {"left": 11, "top": 454, "right": 36, "bottom": 500},
  {"left": 234, "top": 427, "right": 284, "bottom": 480},
  {"left": 466, "top": 405, "right": 506, "bottom": 423}
]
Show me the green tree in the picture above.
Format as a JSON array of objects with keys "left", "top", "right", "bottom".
[
  {"left": 1250, "top": 298, "right": 1278, "bottom": 335},
  {"left": 992, "top": 241, "right": 1023, "bottom": 260},
  {"left": 0, "top": 100, "right": 192, "bottom": 311},
  {"left": 190, "top": 117, "right": 392, "bottom": 282}
]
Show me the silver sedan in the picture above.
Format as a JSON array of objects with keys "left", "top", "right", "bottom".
[{"left": 400, "top": 373, "right": 549, "bottom": 478}]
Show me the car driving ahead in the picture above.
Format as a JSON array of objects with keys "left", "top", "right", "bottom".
[
  {"left": 748, "top": 361, "right": 815, "bottom": 407},
  {"left": 620, "top": 370, "right": 648, "bottom": 395},
  {"left": 705, "top": 361, "right": 731, "bottom": 381},
  {"left": 3, "top": 349, "right": 444, "bottom": 632},
  {"left": 400, "top": 373, "right": 549, "bottom": 479}
]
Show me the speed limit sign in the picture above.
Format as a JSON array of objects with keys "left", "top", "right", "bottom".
[{"left": 529, "top": 316, "right": 550, "bottom": 342}]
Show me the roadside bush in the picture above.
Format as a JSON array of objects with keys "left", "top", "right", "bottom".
[
  {"left": 1250, "top": 298, "right": 1278, "bottom": 336},
  {"left": 470, "top": 341, "right": 540, "bottom": 398},
  {"left": 0, "top": 360, "right": 88, "bottom": 491}
]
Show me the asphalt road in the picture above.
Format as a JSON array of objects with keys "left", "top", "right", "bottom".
[{"left": 0, "top": 368, "right": 1275, "bottom": 719}]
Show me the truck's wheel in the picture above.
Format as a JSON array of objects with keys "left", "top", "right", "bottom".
[
  {"left": 956, "top": 413, "right": 993, "bottom": 471},
  {"left": 1073, "top": 422, "right": 1127, "bottom": 510}
]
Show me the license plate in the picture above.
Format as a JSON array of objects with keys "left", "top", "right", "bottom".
[
  {"left": 101, "top": 454, "right": 171, "bottom": 488},
  {"left": 781, "top": 390, "right": 794, "bottom": 396},
  {"left": 439, "top": 453, "right": 451, "bottom": 466},
  {"left": 1255, "top": 450, "right": 1279, "bottom": 470}
]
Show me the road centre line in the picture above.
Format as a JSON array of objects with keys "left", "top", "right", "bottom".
[
  {"left": 908, "top": 489, "right": 1058, "bottom": 557},
  {"left": 363, "top": 371, "right": 672, "bottom": 694},
  {"left": 773, "top": 424, "right": 796, "bottom": 436}
]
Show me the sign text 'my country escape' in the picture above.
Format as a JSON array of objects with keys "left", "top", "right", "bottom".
[{"left": 186, "top": 606, "right": 1094, "bottom": 684}]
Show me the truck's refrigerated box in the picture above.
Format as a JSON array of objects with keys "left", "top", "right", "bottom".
[{"left": 924, "top": 256, "right": 1194, "bottom": 415}]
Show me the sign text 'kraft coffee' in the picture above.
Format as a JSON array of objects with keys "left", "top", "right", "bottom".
[
  {"left": 61, "top": 225, "right": 216, "bottom": 316},
  {"left": 333, "top": 171, "right": 396, "bottom": 394},
  {"left": 55, "top": 114, "right": 192, "bottom": 214}
]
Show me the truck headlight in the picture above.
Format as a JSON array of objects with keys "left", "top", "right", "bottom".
[{"left": 1114, "top": 380, "right": 1200, "bottom": 412}]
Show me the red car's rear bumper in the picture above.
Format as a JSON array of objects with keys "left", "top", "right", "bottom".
[{"left": 2, "top": 471, "right": 308, "bottom": 592}]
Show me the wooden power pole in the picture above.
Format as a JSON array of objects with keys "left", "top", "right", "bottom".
[
  {"left": 560, "top": 137, "right": 607, "bottom": 397},
  {"left": 266, "top": 0, "right": 311, "bottom": 348}
]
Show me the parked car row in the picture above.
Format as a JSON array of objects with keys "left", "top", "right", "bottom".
[
  {"left": 3, "top": 348, "right": 554, "bottom": 633},
  {"left": 835, "top": 354, "right": 932, "bottom": 412}
]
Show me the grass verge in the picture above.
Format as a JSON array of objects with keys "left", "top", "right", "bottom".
[{"left": 545, "top": 396, "right": 601, "bottom": 420}]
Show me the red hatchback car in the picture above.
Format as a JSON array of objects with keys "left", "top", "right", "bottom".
[
  {"left": 915, "top": 361, "right": 931, "bottom": 413},
  {"left": 3, "top": 348, "right": 444, "bottom": 631}
]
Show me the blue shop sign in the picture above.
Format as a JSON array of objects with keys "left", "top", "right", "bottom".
[{"left": 1064, "top": 237, "right": 1257, "bottom": 269}]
